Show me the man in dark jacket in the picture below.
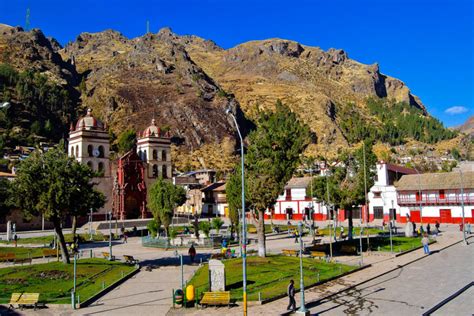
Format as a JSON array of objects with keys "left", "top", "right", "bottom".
[{"left": 287, "top": 279, "right": 296, "bottom": 311}]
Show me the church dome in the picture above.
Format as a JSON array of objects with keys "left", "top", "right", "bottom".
[
  {"left": 75, "top": 108, "right": 105, "bottom": 131},
  {"left": 142, "top": 119, "right": 161, "bottom": 137}
]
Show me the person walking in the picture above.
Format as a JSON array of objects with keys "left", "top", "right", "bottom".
[
  {"left": 287, "top": 279, "right": 296, "bottom": 311},
  {"left": 426, "top": 223, "right": 431, "bottom": 235},
  {"left": 13, "top": 234, "right": 17, "bottom": 248},
  {"left": 188, "top": 244, "right": 196, "bottom": 263},
  {"left": 435, "top": 221, "right": 440, "bottom": 232},
  {"left": 421, "top": 233, "right": 430, "bottom": 255}
]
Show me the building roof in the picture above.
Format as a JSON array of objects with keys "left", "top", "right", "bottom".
[
  {"left": 384, "top": 163, "right": 417, "bottom": 175},
  {"left": 395, "top": 171, "right": 474, "bottom": 191},
  {"left": 284, "top": 177, "right": 312, "bottom": 189},
  {"left": 174, "top": 176, "right": 200, "bottom": 186},
  {"left": 73, "top": 108, "right": 105, "bottom": 131},
  {"left": 201, "top": 181, "right": 226, "bottom": 192}
]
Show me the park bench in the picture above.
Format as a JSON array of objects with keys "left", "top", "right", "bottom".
[
  {"left": 310, "top": 251, "right": 326, "bottom": 260},
  {"left": 9, "top": 293, "right": 41, "bottom": 310},
  {"left": 0, "top": 253, "right": 16, "bottom": 262},
  {"left": 211, "top": 253, "right": 225, "bottom": 260},
  {"left": 311, "top": 238, "right": 322, "bottom": 245},
  {"left": 123, "top": 255, "right": 139, "bottom": 265},
  {"left": 200, "top": 291, "right": 231, "bottom": 307},
  {"left": 42, "top": 249, "right": 57, "bottom": 258},
  {"left": 14, "top": 258, "right": 32, "bottom": 265},
  {"left": 248, "top": 227, "right": 257, "bottom": 234},
  {"left": 282, "top": 249, "right": 299, "bottom": 256},
  {"left": 340, "top": 245, "right": 357, "bottom": 255},
  {"left": 102, "top": 252, "right": 115, "bottom": 260}
]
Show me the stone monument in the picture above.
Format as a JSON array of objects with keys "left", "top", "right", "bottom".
[
  {"left": 208, "top": 259, "right": 225, "bottom": 292},
  {"left": 405, "top": 221, "right": 414, "bottom": 237},
  {"left": 6, "top": 221, "right": 11, "bottom": 241}
]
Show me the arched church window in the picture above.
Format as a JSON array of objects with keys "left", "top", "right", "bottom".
[
  {"left": 162, "top": 150, "right": 167, "bottom": 162},
  {"left": 76, "top": 145, "right": 79, "bottom": 157},
  {"left": 98, "top": 162, "right": 104, "bottom": 173},
  {"left": 138, "top": 150, "right": 143, "bottom": 160},
  {"left": 152, "top": 164, "right": 158, "bottom": 178},
  {"left": 88, "top": 145, "right": 93, "bottom": 157},
  {"left": 143, "top": 150, "right": 147, "bottom": 162},
  {"left": 71, "top": 146, "right": 75, "bottom": 157},
  {"left": 98, "top": 145, "right": 105, "bottom": 158},
  {"left": 87, "top": 161, "right": 93, "bottom": 170},
  {"left": 153, "top": 149, "right": 158, "bottom": 160},
  {"left": 162, "top": 165, "right": 168, "bottom": 179}
]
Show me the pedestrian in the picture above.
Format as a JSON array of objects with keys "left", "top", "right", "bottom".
[
  {"left": 123, "top": 232, "right": 128, "bottom": 243},
  {"left": 421, "top": 233, "right": 430, "bottom": 255},
  {"left": 426, "top": 223, "right": 431, "bottom": 235},
  {"left": 121, "top": 226, "right": 125, "bottom": 241},
  {"left": 459, "top": 223, "right": 464, "bottom": 232},
  {"left": 382, "top": 220, "right": 386, "bottom": 231},
  {"left": 340, "top": 226, "right": 345, "bottom": 240},
  {"left": 466, "top": 223, "right": 472, "bottom": 235},
  {"left": 435, "top": 221, "right": 440, "bottom": 232},
  {"left": 412, "top": 221, "right": 416, "bottom": 236},
  {"left": 287, "top": 279, "right": 296, "bottom": 311},
  {"left": 13, "top": 234, "right": 17, "bottom": 247},
  {"left": 188, "top": 244, "right": 196, "bottom": 263},
  {"left": 133, "top": 226, "right": 138, "bottom": 236},
  {"left": 294, "top": 231, "right": 298, "bottom": 243}
]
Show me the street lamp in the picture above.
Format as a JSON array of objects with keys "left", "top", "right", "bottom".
[
  {"left": 297, "top": 222, "right": 309, "bottom": 315},
  {"left": 389, "top": 200, "right": 394, "bottom": 253},
  {"left": 459, "top": 169, "right": 467, "bottom": 245},
  {"left": 108, "top": 211, "right": 113, "bottom": 261},
  {"left": 89, "top": 208, "right": 93, "bottom": 241},
  {"left": 226, "top": 108, "right": 247, "bottom": 316}
]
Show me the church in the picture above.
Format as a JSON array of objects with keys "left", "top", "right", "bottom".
[{"left": 68, "top": 109, "right": 172, "bottom": 220}]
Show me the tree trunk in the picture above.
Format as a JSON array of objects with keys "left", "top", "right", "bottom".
[
  {"left": 54, "top": 219, "right": 70, "bottom": 264},
  {"left": 257, "top": 209, "right": 266, "bottom": 257},
  {"left": 348, "top": 209, "right": 353, "bottom": 240},
  {"left": 71, "top": 215, "right": 77, "bottom": 238},
  {"left": 193, "top": 216, "right": 200, "bottom": 240}
]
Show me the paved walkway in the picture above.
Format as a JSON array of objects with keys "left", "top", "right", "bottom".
[{"left": 166, "top": 230, "right": 469, "bottom": 315}]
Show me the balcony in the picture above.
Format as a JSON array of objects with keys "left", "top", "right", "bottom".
[{"left": 397, "top": 195, "right": 474, "bottom": 206}]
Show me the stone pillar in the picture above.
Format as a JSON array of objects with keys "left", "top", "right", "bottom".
[
  {"left": 6, "top": 221, "right": 11, "bottom": 241},
  {"left": 208, "top": 259, "right": 226, "bottom": 292}
]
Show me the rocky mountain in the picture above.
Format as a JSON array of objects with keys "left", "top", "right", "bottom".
[
  {"left": 0, "top": 25, "right": 464, "bottom": 169},
  {"left": 455, "top": 116, "right": 474, "bottom": 136}
]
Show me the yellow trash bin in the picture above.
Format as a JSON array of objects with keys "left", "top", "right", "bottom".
[{"left": 186, "top": 284, "right": 195, "bottom": 302}]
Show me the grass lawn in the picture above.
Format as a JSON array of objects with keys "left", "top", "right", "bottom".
[
  {"left": 317, "top": 226, "right": 384, "bottom": 237},
  {"left": 188, "top": 255, "right": 356, "bottom": 301},
  {"left": 369, "top": 236, "right": 433, "bottom": 252},
  {"left": 0, "top": 233, "right": 106, "bottom": 245},
  {"left": 0, "top": 247, "right": 51, "bottom": 259},
  {"left": 0, "top": 258, "right": 136, "bottom": 304}
]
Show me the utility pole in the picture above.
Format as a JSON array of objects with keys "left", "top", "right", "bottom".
[
  {"left": 363, "top": 142, "right": 370, "bottom": 250},
  {"left": 459, "top": 169, "right": 467, "bottom": 245},
  {"left": 25, "top": 8, "right": 30, "bottom": 31}
]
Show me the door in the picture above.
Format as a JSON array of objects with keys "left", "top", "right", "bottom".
[
  {"left": 440, "top": 209, "right": 452, "bottom": 223},
  {"left": 410, "top": 210, "right": 421, "bottom": 222}
]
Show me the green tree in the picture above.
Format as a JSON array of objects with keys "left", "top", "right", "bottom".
[
  {"left": 117, "top": 129, "right": 136, "bottom": 154},
  {"left": 0, "top": 178, "right": 13, "bottom": 218},
  {"left": 226, "top": 164, "right": 247, "bottom": 239},
  {"left": 245, "top": 100, "right": 311, "bottom": 257},
  {"left": 212, "top": 217, "right": 224, "bottom": 232},
  {"left": 148, "top": 177, "right": 186, "bottom": 237},
  {"left": 11, "top": 146, "right": 105, "bottom": 263},
  {"left": 199, "top": 221, "right": 211, "bottom": 238}
]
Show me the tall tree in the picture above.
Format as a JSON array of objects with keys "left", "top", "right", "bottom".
[
  {"left": 12, "top": 146, "right": 105, "bottom": 263},
  {"left": 226, "top": 164, "right": 247, "bottom": 240},
  {"left": 245, "top": 100, "right": 311, "bottom": 257},
  {"left": 148, "top": 177, "right": 186, "bottom": 237},
  {"left": 0, "top": 178, "right": 13, "bottom": 219}
]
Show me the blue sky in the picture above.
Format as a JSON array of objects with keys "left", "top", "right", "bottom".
[{"left": 1, "top": 0, "right": 472, "bottom": 127}]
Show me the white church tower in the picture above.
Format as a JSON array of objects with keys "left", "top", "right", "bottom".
[
  {"left": 137, "top": 119, "right": 172, "bottom": 183},
  {"left": 68, "top": 108, "right": 112, "bottom": 212}
]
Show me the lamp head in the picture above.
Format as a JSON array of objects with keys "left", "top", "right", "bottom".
[{"left": 225, "top": 107, "right": 232, "bottom": 115}]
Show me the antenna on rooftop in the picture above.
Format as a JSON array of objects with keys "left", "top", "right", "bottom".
[
  {"left": 25, "top": 8, "right": 30, "bottom": 31},
  {"left": 146, "top": 20, "right": 150, "bottom": 34}
]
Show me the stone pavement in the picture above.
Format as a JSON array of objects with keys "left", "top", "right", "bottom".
[{"left": 166, "top": 230, "right": 468, "bottom": 315}]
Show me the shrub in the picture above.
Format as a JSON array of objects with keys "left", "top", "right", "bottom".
[
  {"left": 199, "top": 221, "right": 211, "bottom": 238},
  {"left": 212, "top": 217, "right": 224, "bottom": 231}
]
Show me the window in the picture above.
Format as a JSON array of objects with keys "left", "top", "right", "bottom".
[
  {"left": 76, "top": 145, "right": 79, "bottom": 157},
  {"left": 286, "top": 189, "right": 292, "bottom": 200},
  {"left": 373, "top": 192, "right": 382, "bottom": 198},
  {"left": 138, "top": 150, "right": 143, "bottom": 160},
  {"left": 162, "top": 150, "right": 167, "bottom": 161},
  {"left": 87, "top": 145, "right": 93, "bottom": 157},
  {"left": 373, "top": 207, "right": 384, "bottom": 219},
  {"left": 98, "top": 162, "right": 104, "bottom": 173},
  {"left": 416, "top": 191, "right": 422, "bottom": 202},
  {"left": 152, "top": 164, "right": 158, "bottom": 178},
  {"left": 162, "top": 165, "right": 168, "bottom": 179},
  {"left": 143, "top": 150, "right": 147, "bottom": 162},
  {"left": 439, "top": 190, "right": 445, "bottom": 199},
  {"left": 389, "top": 208, "right": 397, "bottom": 220},
  {"left": 153, "top": 149, "right": 157, "bottom": 160},
  {"left": 98, "top": 145, "right": 105, "bottom": 158},
  {"left": 87, "top": 161, "right": 93, "bottom": 170},
  {"left": 71, "top": 146, "right": 75, "bottom": 157}
]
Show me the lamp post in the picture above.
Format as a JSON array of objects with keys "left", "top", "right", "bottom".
[
  {"left": 108, "top": 211, "right": 113, "bottom": 261},
  {"left": 389, "top": 200, "right": 394, "bottom": 253},
  {"left": 226, "top": 108, "right": 247, "bottom": 316},
  {"left": 297, "top": 222, "right": 309, "bottom": 315},
  {"left": 72, "top": 252, "right": 77, "bottom": 309},
  {"left": 413, "top": 167, "right": 423, "bottom": 226},
  {"left": 89, "top": 208, "right": 93, "bottom": 241},
  {"left": 459, "top": 169, "right": 467, "bottom": 245}
]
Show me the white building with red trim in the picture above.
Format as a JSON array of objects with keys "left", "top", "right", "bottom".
[
  {"left": 395, "top": 170, "right": 474, "bottom": 224},
  {"left": 269, "top": 177, "right": 325, "bottom": 221},
  {"left": 368, "top": 162, "right": 416, "bottom": 222}
]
